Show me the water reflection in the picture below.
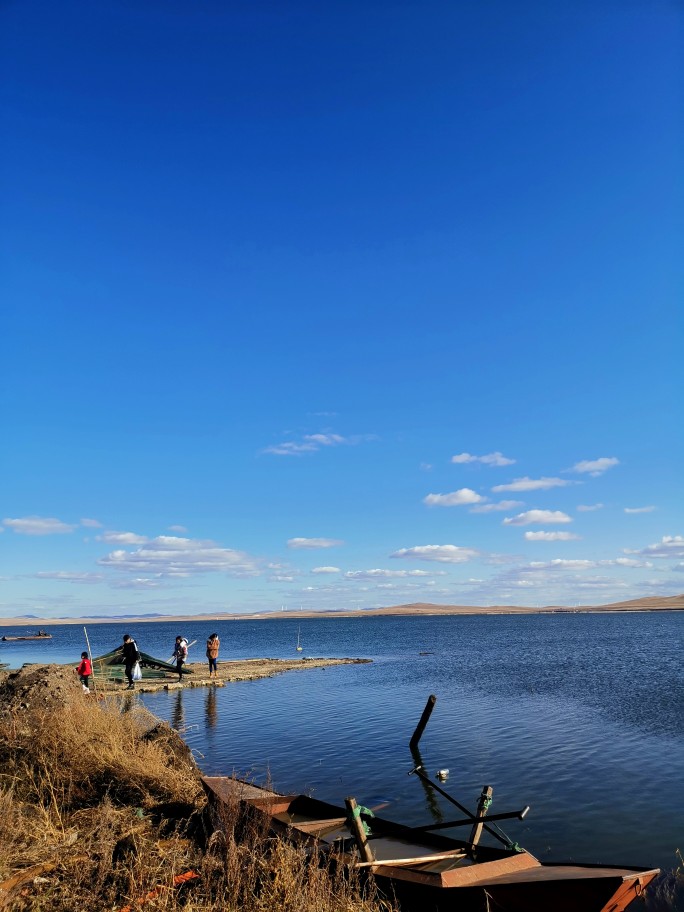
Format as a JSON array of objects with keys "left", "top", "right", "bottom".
[
  {"left": 205, "top": 686, "right": 217, "bottom": 729},
  {"left": 409, "top": 743, "right": 443, "bottom": 824},
  {"left": 171, "top": 690, "right": 185, "bottom": 730}
]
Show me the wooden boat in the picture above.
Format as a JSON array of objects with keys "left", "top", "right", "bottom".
[
  {"left": 202, "top": 776, "right": 659, "bottom": 912},
  {"left": 1, "top": 634, "right": 52, "bottom": 641}
]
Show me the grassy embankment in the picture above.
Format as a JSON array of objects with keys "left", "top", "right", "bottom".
[{"left": 0, "top": 689, "right": 388, "bottom": 912}]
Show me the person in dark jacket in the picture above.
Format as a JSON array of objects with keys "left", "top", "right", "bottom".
[{"left": 121, "top": 634, "right": 140, "bottom": 689}]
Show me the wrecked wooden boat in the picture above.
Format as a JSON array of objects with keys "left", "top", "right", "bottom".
[{"left": 202, "top": 775, "right": 659, "bottom": 912}]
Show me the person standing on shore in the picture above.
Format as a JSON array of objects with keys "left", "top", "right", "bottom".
[
  {"left": 206, "top": 632, "right": 220, "bottom": 679},
  {"left": 172, "top": 635, "right": 188, "bottom": 683},
  {"left": 75, "top": 651, "right": 92, "bottom": 693},
  {"left": 121, "top": 634, "right": 140, "bottom": 690}
]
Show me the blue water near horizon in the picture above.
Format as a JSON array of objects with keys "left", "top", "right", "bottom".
[{"left": 2, "top": 611, "right": 682, "bottom": 873}]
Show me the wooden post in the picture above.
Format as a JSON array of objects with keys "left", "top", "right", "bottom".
[
  {"left": 409, "top": 694, "right": 437, "bottom": 749},
  {"left": 344, "top": 797, "right": 375, "bottom": 863},
  {"left": 468, "top": 785, "right": 493, "bottom": 848}
]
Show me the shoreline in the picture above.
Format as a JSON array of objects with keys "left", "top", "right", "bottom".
[{"left": 0, "top": 600, "right": 682, "bottom": 627}]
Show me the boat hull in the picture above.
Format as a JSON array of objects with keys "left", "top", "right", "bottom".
[
  {"left": 202, "top": 776, "right": 659, "bottom": 912},
  {"left": 1, "top": 635, "right": 52, "bottom": 641}
]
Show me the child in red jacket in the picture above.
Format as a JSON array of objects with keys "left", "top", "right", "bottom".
[{"left": 75, "top": 652, "right": 92, "bottom": 693}]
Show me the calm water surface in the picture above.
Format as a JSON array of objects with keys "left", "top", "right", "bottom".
[{"left": 3, "top": 612, "right": 682, "bottom": 871}]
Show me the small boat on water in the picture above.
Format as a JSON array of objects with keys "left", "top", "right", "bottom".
[
  {"left": 202, "top": 775, "right": 659, "bottom": 912},
  {"left": 1, "top": 633, "right": 52, "bottom": 641}
]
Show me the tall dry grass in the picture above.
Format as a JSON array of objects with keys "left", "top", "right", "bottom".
[{"left": 0, "top": 696, "right": 389, "bottom": 912}]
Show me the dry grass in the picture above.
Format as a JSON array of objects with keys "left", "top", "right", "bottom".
[{"left": 0, "top": 696, "right": 389, "bottom": 912}]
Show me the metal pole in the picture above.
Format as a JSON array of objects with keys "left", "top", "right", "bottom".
[
  {"left": 409, "top": 694, "right": 437, "bottom": 749},
  {"left": 83, "top": 626, "right": 96, "bottom": 695}
]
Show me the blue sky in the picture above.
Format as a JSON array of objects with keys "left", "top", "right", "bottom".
[{"left": 1, "top": 0, "right": 682, "bottom": 618}]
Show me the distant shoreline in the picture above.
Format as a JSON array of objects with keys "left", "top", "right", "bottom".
[{"left": 1, "top": 596, "right": 682, "bottom": 626}]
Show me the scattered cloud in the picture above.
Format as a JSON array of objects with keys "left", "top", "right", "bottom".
[
  {"left": 525, "top": 531, "right": 581, "bottom": 541},
  {"left": 420, "top": 462, "right": 433, "bottom": 472},
  {"left": 492, "top": 477, "right": 570, "bottom": 493},
  {"left": 3, "top": 516, "right": 76, "bottom": 535},
  {"left": 168, "top": 524, "right": 188, "bottom": 533},
  {"left": 503, "top": 510, "right": 572, "bottom": 526},
  {"left": 624, "top": 506, "right": 656, "bottom": 514},
  {"left": 626, "top": 535, "right": 684, "bottom": 559},
  {"left": 344, "top": 569, "right": 435, "bottom": 580},
  {"left": 97, "top": 531, "right": 148, "bottom": 545},
  {"left": 423, "top": 488, "right": 485, "bottom": 507},
  {"left": 80, "top": 518, "right": 102, "bottom": 528},
  {"left": 35, "top": 571, "right": 105, "bottom": 584},
  {"left": 311, "top": 566, "right": 341, "bottom": 574},
  {"left": 451, "top": 451, "right": 515, "bottom": 467},
  {"left": 528, "top": 559, "right": 596, "bottom": 571},
  {"left": 263, "top": 433, "right": 374, "bottom": 456},
  {"left": 109, "top": 578, "right": 164, "bottom": 590},
  {"left": 270, "top": 574, "right": 295, "bottom": 582},
  {"left": 390, "top": 544, "right": 479, "bottom": 564},
  {"left": 577, "top": 504, "right": 604, "bottom": 512},
  {"left": 287, "top": 537, "right": 343, "bottom": 550},
  {"left": 570, "top": 457, "right": 619, "bottom": 477},
  {"left": 470, "top": 500, "right": 524, "bottom": 513},
  {"left": 528, "top": 558, "right": 653, "bottom": 571},
  {"left": 98, "top": 536, "right": 260, "bottom": 578}
]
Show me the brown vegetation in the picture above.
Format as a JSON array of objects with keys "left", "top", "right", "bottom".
[{"left": 0, "top": 666, "right": 387, "bottom": 912}]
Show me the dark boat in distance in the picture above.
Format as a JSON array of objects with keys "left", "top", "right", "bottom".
[
  {"left": 203, "top": 775, "right": 659, "bottom": 912},
  {"left": 2, "top": 632, "right": 52, "bottom": 641}
]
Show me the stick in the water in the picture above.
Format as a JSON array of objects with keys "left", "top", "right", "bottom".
[{"left": 409, "top": 694, "right": 437, "bottom": 748}]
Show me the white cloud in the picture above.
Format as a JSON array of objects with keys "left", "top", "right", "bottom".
[
  {"left": 97, "top": 531, "right": 149, "bottom": 545},
  {"left": 624, "top": 506, "right": 656, "bottom": 514},
  {"left": 525, "top": 531, "right": 581, "bottom": 541},
  {"left": 270, "top": 574, "right": 295, "bottom": 582},
  {"left": 98, "top": 536, "right": 259, "bottom": 578},
  {"left": 390, "top": 545, "right": 479, "bottom": 564},
  {"left": 287, "top": 537, "right": 343, "bottom": 550},
  {"left": 571, "top": 457, "right": 619, "bottom": 477},
  {"left": 529, "top": 557, "right": 653, "bottom": 571},
  {"left": 470, "top": 500, "right": 524, "bottom": 513},
  {"left": 263, "top": 433, "right": 374, "bottom": 456},
  {"left": 311, "top": 566, "right": 341, "bottom": 574},
  {"left": 109, "top": 578, "right": 163, "bottom": 590},
  {"left": 626, "top": 535, "right": 684, "bottom": 559},
  {"left": 423, "top": 488, "right": 485, "bottom": 507},
  {"left": 530, "top": 559, "right": 596, "bottom": 570},
  {"left": 35, "top": 571, "right": 105, "bottom": 584},
  {"left": 503, "top": 510, "right": 572, "bottom": 526},
  {"left": 492, "top": 477, "right": 570, "bottom": 492},
  {"left": 344, "top": 569, "right": 434, "bottom": 580},
  {"left": 168, "top": 524, "right": 188, "bottom": 533},
  {"left": 80, "top": 518, "right": 103, "bottom": 528},
  {"left": 577, "top": 504, "right": 604, "bottom": 512},
  {"left": 451, "top": 451, "right": 515, "bottom": 467},
  {"left": 3, "top": 516, "right": 76, "bottom": 535}
]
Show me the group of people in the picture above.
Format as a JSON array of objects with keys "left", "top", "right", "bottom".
[{"left": 75, "top": 632, "right": 223, "bottom": 691}]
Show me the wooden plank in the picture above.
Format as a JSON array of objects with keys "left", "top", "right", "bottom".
[{"left": 356, "top": 850, "right": 467, "bottom": 868}]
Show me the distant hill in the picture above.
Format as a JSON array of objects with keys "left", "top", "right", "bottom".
[{"left": 372, "top": 595, "right": 684, "bottom": 614}]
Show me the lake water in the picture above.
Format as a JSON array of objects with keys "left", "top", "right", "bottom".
[{"left": 2, "top": 611, "right": 682, "bottom": 873}]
